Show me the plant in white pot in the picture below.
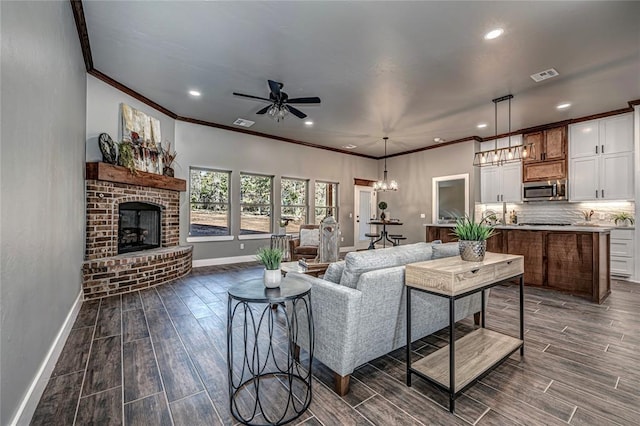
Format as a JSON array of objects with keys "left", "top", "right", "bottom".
[
  {"left": 256, "top": 247, "right": 284, "bottom": 288},
  {"left": 451, "top": 216, "right": 495, "bottom": 262},
  {"left": 611, "top": 212, "right": 635, "bottom": 227}
]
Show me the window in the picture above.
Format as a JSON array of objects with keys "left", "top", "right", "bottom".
[
  {"left": 189, "top": 168, "right": 231, "bottom": 236},
  {"left": 240, "top": 173, "right": 273, "bottom": 235},
  {"left": 314, "top": 181, "right": 338, "bottom": 224},
  {"left": 281, "top": 178, "right": 308, "bottom": 233}
]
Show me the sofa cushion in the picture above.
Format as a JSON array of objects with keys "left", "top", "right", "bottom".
[
  {"left": 324, "top": 261, "right": 345, "bottom": 284},
  {"left": 300, "top": 228, "right": 319, "bottom": 247},
  {"left": 294, "top": 246, "right": 317, "bottom": 255},
  {"left": 432, "top": 241, "right": 460, "bottom": 259},
  {"left": 339, "top": 242, "right": 433, "bottom": 289}
]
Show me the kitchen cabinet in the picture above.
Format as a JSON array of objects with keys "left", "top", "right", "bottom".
[
  {"left": 610, "top": 228, "right": 635, "bottom": 277},
  {"left": 480, "top": 162, "right": 522, "bottom": 203},
  {"left": 569, "top": 113, "right": 634, "bottom": 201},
  {"left": 522, "top": 126, "right": 567, "bottom": 182},
  {"left": 505, "top": 230, "right": 544, "bottom": 286},
  {"left": 546, "top": 232, "right": 594, "bottom": 294}
]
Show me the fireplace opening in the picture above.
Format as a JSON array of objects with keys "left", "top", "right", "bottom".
[{"left": 118, "top": 202, "right": 161, "bottom": 254}]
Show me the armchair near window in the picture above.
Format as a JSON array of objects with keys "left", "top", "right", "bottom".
[{"left": 289, "top": 224, "right": 320, "bottom": 261}]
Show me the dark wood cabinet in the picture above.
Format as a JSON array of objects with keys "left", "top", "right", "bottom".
[
  {"left": 423, "top": 226, "right": 610, "bottom": 303},
  {"left": 522, "top": 126, "right": 568, "bottom": 182},
  {"left": 505, "top": 230, "right": 544, "bottom": 286},
  {"left": 546, "top": 232, "right": 593, "bottom": 295}
]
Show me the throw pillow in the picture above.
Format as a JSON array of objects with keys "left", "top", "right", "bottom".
[
  {"left": 299, "top": 228, "right": 319, "bottom": 247},
  {"left": 431, "top": 242, "right": 460, "bottom": 259},
  {"left": 324, "top": 261, "right": 345, "bottom": 284}
]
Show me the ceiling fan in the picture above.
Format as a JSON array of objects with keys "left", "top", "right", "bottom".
[{"left": 233, "top": 80, "right": 321, "bottom": 121}]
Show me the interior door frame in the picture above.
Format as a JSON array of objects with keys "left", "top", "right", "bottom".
[{"left": 354, "top": 184, "right": 377, "bottom": 250}]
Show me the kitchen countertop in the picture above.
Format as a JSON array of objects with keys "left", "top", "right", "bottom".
[{"left": 423, "top": 223, "right": 615, "bottom": 233}]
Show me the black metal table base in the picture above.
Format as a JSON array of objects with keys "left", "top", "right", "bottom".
[
  {"left": 228, "top": 288, "right": 313, "bottom": 425},
  {"left": 406, "top": 275, "right": 524, "bottom": 413}
]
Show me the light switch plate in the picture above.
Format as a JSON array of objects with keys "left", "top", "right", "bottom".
[{"left": 420, "top": 213, "right": 426, "bottom": 219}]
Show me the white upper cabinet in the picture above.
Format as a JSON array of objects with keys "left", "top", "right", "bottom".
[
  {"left": 569, "top": 113, "right": 634, "bottom": 201},
  {"left": 480, "top": 163, "right": 522, "bottom": 203},
  {"left": 601, "top": 113, "right": 633, "bottom": 154}
]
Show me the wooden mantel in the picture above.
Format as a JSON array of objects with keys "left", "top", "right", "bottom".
[{"left": 86, "top": 162, "right": 186, "bottom": 192}]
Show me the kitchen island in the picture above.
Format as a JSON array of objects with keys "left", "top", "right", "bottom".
[{"left": 424, "top": 223, "right": 611, "bottom": 303}]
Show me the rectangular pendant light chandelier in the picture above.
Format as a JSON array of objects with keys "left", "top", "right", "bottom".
[{"left": 473, "top": 94, "right": 535, "bottom": 167}]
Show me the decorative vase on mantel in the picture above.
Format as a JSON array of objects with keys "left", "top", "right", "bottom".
[
  {"left": 163, "top": 166, "right": 175, "bottom": 177},
  {"left": 458, "top": 240, "right": 487, "bottom": 262},
  {"left": 263, "top": 269, "right": 282, "bottom": 288}
]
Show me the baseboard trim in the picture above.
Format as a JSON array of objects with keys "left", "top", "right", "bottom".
[
  {"left": 192, "top": 254, "right": 258, "bottom": 268},
  {"left": 193, "top": 246, "right": 357, "bottom": 268},
  {"left": 10, "top": 290, "right": 83, "bottom": 426}
]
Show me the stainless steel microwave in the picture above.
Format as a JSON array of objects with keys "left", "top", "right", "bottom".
[{"left": 523, "top": 180, "right": 567, "bottom": 201}]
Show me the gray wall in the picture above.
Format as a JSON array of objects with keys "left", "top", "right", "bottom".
[
  {"left": 175, "top": 121, "right": 378, "bottom": 260},
  {"left": 1, "top": 2, "right": 87, "bottom": 424},
  {"left": 377, "top": 141, "right": 480, "bottom": 244}
]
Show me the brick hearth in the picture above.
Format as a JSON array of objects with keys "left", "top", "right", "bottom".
[{"left": 82, "top": 163, "right": 191, "bottom": 300}]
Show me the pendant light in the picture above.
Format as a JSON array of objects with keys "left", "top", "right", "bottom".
[
  {"left": 373, "top": 137, "right": 398, "bottom": 191},
  {"left": 473, "top": 94, "right": 535, "bottom": 167}
]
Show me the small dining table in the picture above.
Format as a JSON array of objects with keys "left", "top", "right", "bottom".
[{"left": 367, "top": 219, "right": 403, "bottom": 248}]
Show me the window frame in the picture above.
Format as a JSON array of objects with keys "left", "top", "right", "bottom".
[
  {"left": 187, "top": 167, "right": 232, "bottom": 242},
  {"left": 280, "top": 177, "right": 309, "bottom": 232},
  {"left": 314, "top": 180, "right": 339, "bottom": 224},
  {"left": 239, "top": 172, "right": 274, "bottom": 236}
]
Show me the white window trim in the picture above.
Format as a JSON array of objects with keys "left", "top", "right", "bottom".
[
  {"left": 238, "top": 234, "right": 272, "bottom": 240},
  {"left": 187, "top": 235, "right": 235, "bottom": 243}
]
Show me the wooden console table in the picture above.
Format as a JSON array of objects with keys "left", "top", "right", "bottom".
[{"left": 405, "top": 252, "right": 525, "bottom": 413}]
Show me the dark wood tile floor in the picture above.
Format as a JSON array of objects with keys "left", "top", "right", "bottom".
[{"left": 32, "top": 263, "right": 640, "bottom": 425}]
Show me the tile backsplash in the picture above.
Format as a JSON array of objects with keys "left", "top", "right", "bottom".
[{"left": 476, "top": 201, "right": 636, "bottom": 226}]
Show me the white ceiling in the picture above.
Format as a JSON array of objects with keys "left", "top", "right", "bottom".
[{"left": 83, "top": 1, "right": 640, "bottom": 158}]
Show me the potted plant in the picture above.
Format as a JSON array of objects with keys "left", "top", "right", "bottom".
[
  {"left": 451, "top": 216, "right": 495, "bottom": 261},
  {"left": 256, "top": 247, "right": 284, "bottom": 288},
  {"left": 611, "top": 212, "right": 635, "bottom": 227},
  {"left": 378, "top": 201, "right": 388, "bottom": 220}
]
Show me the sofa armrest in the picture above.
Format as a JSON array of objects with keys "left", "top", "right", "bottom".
[{"left": 285, "top": 273, "right": 362, "bottom": 377}]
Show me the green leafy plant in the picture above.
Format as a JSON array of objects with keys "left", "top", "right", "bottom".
[
  {"left": 118, "top": 141, "right": 137, "bottom": 175},
  {"left": 611, "top": 212, "right": 635, "bottom": 226},
  {"left": 256, "top": 247, "right": 283, "bottom": 270},
  {"left": 378, "top": 201, "right": 388, "bottom": 210},
  {"left": 451, "top": 216, "right": 495, "bottom": 241}
]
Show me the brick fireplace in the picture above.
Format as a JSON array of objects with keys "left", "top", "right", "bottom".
[{"left": 82, "top": 162, "right": 192, "bottom": 300}]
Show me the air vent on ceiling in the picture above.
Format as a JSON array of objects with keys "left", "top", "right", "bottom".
[
  {"left": 233, "top": 118, "right": 255, "bottom": 128},
  {"left": 530, "top": 68, "right": 559, "bottom": 82}
]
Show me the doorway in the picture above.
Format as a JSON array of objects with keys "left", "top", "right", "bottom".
[{"left": 354, "top": 185, "right": 377, "bottom": 250}]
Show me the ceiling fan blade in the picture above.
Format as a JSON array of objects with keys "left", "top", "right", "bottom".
[
  {"left": 233, "top": 92, "right": 272, "bottom": 102},
  {"left": 287, "top": 97, "right": 321, "bottom": 104},
  {"left": 256, "top": 105, "right": 271, "bottom": 115},
  {"left": 268, "top": 80, "right": 282, "bottom": 98},
  {"left": 287, "top": 105, "right": 307, "bottom": 119}
]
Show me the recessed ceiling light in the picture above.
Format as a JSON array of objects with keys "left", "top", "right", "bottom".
[
  {"left": 433, "top": 137, "right": 445, "bottom": 143},
  {"left": 484, "top": 28, "right": 504, "bottom": 40},
  {"left": 188, "top": 90, "right": 201, "bottom": 97},
  {"left": 556, "top": 102, "right": 571, "bottom": 110},
  {"left": 477, "top": 123, "right": 488, "bottom": 129},
  {"left": 342, "top": 144, "right": 357, "bottom": 149},
  {"left": 304, "top": 121, "right": 313, "bottom": 126}
]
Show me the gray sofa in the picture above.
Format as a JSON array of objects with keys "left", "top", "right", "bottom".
[{"left": 288, "top": 242, "right": 484, "bottom": 395}]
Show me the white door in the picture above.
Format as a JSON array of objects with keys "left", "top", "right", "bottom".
[
  {"left": 601, "top": 113, "right": 633, "bottom": 155},
  {"left": 569, "top": 120, "right": 600, "bottom": 158},
  {"left": 354, "top": 186, "right": 376, "bottom": 250}
]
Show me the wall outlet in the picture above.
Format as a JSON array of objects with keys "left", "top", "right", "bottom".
[
  {"left": 599, "top": 213, "right": 605, "bottom": 220},
  {"left": 341, "top": 237, "right": 344, "bottom": 242},
  {"left": 349, "top": 212, "right": 353, "bottom": 218},
  {"left": 420, "top": 213, "right": 426, "bottom": 219},
  {"left": 240, "top": 243, "right": 244, "bottom": 250}
]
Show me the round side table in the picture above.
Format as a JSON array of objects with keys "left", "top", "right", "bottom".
[{"left": 227, "top": 277, "right": 313, "bottom": 425}]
